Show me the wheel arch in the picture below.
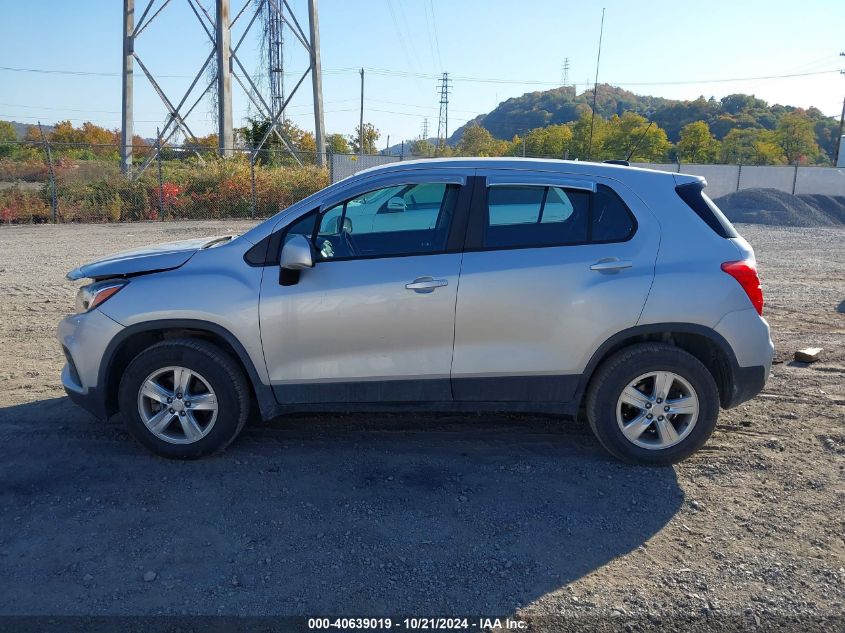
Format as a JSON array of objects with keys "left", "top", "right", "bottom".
[
  {"left": 574, "top": 323, "right": 740, "bottom": 412},
  {"left": 99, "top": 319, "right": 277, "bottom": 420}
]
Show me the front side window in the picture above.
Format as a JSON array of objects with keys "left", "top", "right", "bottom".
[
  {"left": 315, "top": 182, "right": 459, "bottom": 260},
  {"left": 485, "top": 185, "right": 589, "bottom": 248}
]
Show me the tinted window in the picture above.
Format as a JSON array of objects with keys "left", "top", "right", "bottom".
[
  {"left": 591, "top": 185, "right": 635, "bottom": 242},
  {"left": 284, "top": 213, "right": 317, "bottom": 245},
  {"left": 675, "top": 182, "right": 738, "bottom": 238},
  {"left": 484, "top": 185, "right": 589, "bottom": 248},
  {"left": 316, "top": 183, "right": 458, "bottom": 260}
]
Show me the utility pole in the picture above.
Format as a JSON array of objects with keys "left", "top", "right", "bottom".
[
  {"left": 120, "top": 0, "right": 134, "bottom": 175},
  {"left": 421, "top": 118, "right": 429, "bottom": 140},
  {"left": 215, "top": 0, "right": 233, "bottom": 156},
  {"left": 436, "top": 72, "right": 451, "bottom": 152},
  {"left": 308, "top": 0, "right": 326, "bottom": 166},
  {"left": 359, "top": 67, "right": 365, "bottom": 155},
  {"left": 834, "top": 52, "right": 845, "bottom": 167}
]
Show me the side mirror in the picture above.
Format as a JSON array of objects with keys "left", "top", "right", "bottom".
[
  {"left": 386, "top": 196, "right": 406, "bottom": 212},
  {"left": 280, "top": 235, "right": 314, "bottom": 270}
]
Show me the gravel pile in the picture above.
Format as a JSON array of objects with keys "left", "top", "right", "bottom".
[{"left": 714, "top": 188, "right": 845, "bottom": 227}]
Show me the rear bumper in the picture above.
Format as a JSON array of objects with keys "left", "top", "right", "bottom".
[
  {"left": 723, "top": 363, "right": 768, "bottom": 409},
  {"left": 714, "top": 307, "right": 774, "bottom": 409}
]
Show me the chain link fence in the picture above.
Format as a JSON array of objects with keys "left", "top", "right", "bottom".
[
  {"left": 4, "top": 139, "right": 843, "bottom": 224},
  {"left": 0, "top": 140, "right": 330, "bottom": 223}
]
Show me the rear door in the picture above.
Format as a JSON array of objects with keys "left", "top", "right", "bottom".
[{"left": 451, "top": 169, "right": 660, "bottom": 403}]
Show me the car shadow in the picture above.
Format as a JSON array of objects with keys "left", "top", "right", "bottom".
[{"left": 0, "top": 397, "right": 683, "bottom": 617}]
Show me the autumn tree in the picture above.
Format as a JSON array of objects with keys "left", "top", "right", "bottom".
[
  {"left": 567, "top": 111, "right": 610, "bottom": 160},
  {"left": 455, "top": 123, "right": 507, "bottom": 156},
  {"left": 775, "top": 112, "right": 818, "bottom": 164},
  {"left": 720, "top": 128, "right": 784, "bottom": 165},
  {"left": 676, "top": 121, "right": 719, "bottom": 163},
  {"left": 509, "top": 124, "right": 573, "bottom": 157},
  {"left": 603, "top": 112, "right": 671, "bottom": 162},
  {"left": 349, "top": 123, "right": 380, "bottom": 154},
  {"left": 326, "top": 133, "right": 350, "bottom": 154},
  {"left": 408, "top": 138, "right": 435, "bottom": 157},
  {"left": 0, "top": 121, "right": 17, "bottom": 157}
]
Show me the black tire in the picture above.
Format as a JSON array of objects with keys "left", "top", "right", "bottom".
[
  {"left": 118, "top": 338, "right": 250, "bottom": 459},
  {"left": 585, "top": 343, "right": 719, "bottom": 465}
]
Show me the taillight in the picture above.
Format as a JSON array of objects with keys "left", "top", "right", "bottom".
[{"left": 721, "top": 260, "right": 763, "bottom": 315}]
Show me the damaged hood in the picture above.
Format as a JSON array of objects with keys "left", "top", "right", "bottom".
[{"left": 66, "top": 235, "right": 234, "bottom": 281}]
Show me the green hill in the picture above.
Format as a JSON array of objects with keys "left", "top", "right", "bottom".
[{"left": 450, "top": 84, "right": 840, "bottom": 161}]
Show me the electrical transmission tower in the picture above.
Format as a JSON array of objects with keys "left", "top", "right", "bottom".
[
  {"left": 420, "top": 118, "right": 429, "bottom": 140},
  {"left": 561, "top": 57, "right": 570, "bottom": 87},
  {"left": 120, "top": 0, "right": 326, "bottom": 176},
  {"left": 436, "top": 73, "right": 451, "bottom": 151},
  {"left": 265, "top": 0, "right": 285, "bottom": 116}
]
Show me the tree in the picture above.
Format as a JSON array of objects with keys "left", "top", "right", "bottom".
[
  {"left": 511, "top": 124, "right": 573, "bottom": 157},
  {"left": 568, "top": 111, "right": 609, "bottom": 160},
  {"left": 0, "top": 121, "right": 17, "bottom": 157},
  {"left": 326, "top": 133, "right": 350, "bottom": 154},
  {"left": 349, "top": 123, "right": 380, "bottom": 154},
  {"left": 454, "top": 123, "right": 507, "bottom": 156},
  {"left": 676, "top": 121, "right": 719, "bottom": 163},
  {"left": 719, "top": 128, "right": 784, "bottom": 165},
  {"left": 775, "top": 112, "right": 818, "bottom": 164},
  {"left": 603, "top": 112, "right": 671, "bottom": 162},
  {"left": 408, "top": 138, "right": 435, "bottom": 157}
]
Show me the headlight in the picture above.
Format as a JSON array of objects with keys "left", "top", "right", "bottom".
[{"left": 75, "top": 279, "right": 128, "bottom": 313}]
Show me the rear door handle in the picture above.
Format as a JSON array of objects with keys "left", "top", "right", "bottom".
[
  {"left": 405, "top": 276, "right": 448, "bottom": 293},
  {"left": 590, "top": 258, "right": 633, "bottom": 272}
]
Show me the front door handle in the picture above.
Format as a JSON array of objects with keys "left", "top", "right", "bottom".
[
  {"left": 590, "top": 258, "right": 633, "bottom": 272},
  {"left": 405, "top": 276, "right": 448, "bottom": 293}
]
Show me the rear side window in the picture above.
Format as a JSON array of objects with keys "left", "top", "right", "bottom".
[
  {"left": 592, "top": 185, "right": 636, "bottom": 242},
  {"left": 675, "top": 182, "right": 738, "bottom": 238},
  {"left": 483, "top": 183, "right": 635, "bottom": 249},
  {"left": 486, "top": 186, "right": 589, "bottom": 248}
]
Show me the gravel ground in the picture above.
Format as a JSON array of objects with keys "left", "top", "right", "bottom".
[{"left": 0, "top": 221, "right": 843, "bottom": 628}]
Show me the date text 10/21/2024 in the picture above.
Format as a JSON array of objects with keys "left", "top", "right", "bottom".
[{"left": 307, "top": 617, "right": 528, "bottom": 630}]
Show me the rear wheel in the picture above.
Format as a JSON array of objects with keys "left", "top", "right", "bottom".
[
  {"left": 118, "top": 338, "right": 250, "bottom": 459},
  {"left": 585, "top": 343, "right": 719, "bottom": 465}
]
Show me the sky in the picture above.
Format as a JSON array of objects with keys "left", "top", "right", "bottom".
[{"left": 1, "top": 0, "right": 843, "bottom": 146}]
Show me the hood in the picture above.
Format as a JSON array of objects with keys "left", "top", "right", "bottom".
[{"left": 66, "top": 235, "right": 233, "bottom": 281}]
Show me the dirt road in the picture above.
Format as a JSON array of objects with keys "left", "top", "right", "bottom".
[{"left": 0, "top": 222, "right": 842, "bottom": 627}]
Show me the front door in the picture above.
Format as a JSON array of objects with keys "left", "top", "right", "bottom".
[{"left": 259, "top": 176, "right": 470, "bottom": 403}]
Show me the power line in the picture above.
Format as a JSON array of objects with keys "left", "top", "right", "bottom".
[
  {"left": 3, "top": 64, "right": 841, "bottom": 86},
  {"left": 427, "top": 0, "right": 443, "bottom": 72}
]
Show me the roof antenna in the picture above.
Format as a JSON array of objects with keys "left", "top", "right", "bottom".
[{"left": 586, "top": 7, "right": 606, "bottom": 161}]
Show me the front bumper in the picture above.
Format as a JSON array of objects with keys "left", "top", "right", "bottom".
[{"left": 57, "top": 309, "right": 124, "bottom": 420}]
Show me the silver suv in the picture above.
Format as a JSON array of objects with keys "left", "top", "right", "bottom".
[{"left": 58, "top": 158, "right": 773, "bottom": 464}]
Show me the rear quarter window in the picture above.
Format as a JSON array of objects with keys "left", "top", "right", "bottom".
[{"left": 675, "top": 182, "right": 738, "bottom": 238}]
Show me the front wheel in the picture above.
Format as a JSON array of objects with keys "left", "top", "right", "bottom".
[
  {"left": 585, "top": 343, "right": 719, "bottom": 465},
  {"left": 118, "top": 338, "right": 250, "bottom": 459}
]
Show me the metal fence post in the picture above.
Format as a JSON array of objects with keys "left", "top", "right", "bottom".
[
  {"left": 791, "top": 164, "right": 798, "bottom": 195},
  {"left": 155, "top": 129, "right": 165, "bottom": 220},
  {"left": 250, "top": 153, "right": 257, "bottom": 219},
  {"left": 736, "top": 164, "right": 742, "bottom": 192},
  {"left": 38, "top": 121, "right": 58, "bottom": 223}
]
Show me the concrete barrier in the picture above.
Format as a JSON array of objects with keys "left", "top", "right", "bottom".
[{"left": 634, "top": 163, "right": 845, "bottom": 197}]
